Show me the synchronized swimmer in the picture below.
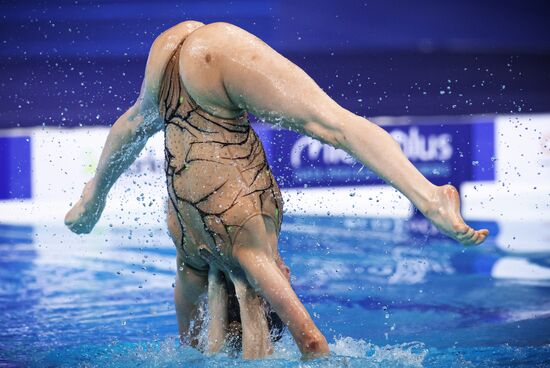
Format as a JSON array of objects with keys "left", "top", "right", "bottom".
[{"left": 65, "top": 21, "right": 488, "bottom": 359}]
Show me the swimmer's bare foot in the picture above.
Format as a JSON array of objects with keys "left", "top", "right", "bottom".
[
  {"left": 64, "top": 179, "right": 106, "bottom": 234},
  {"left": 423, "top": 185, "right": 489, "bottom": 246}
]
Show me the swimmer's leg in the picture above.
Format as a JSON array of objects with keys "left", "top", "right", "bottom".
[
  {"left": 198, "top": 245, "right": 273, "bottom": 359},
  {"left": 167, "top": 201, "right": 208, "bottom": 348},
  {"left": 227, "top": 272, "right": 273, "bottom": 359},
  {"left": 232, "top": 215, "right": 329, "bottom": 359},
  {"left": 207, "top": 266, "right": 228, "bottom": 353},
  {"left": 174, "top": 258, "right": 208, "bottom": 348},
  {"left": 182, "top": 23, "right": 488, "bottom": 246}
]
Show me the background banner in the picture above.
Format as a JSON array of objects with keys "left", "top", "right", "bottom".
[{"left": 256, "top": 119, "right": 495, "bottom": 188}]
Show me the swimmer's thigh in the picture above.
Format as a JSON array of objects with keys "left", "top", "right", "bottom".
[{"left": 181, "top": 22, "right": 345, "bottom": 146}]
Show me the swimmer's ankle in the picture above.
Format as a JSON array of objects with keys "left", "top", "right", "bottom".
[
  {"left": 415, "top": 183, "right": 441, "bottom": 216},
  {"left": 84, "top": 177, "right": 107, "bottom": 205}
]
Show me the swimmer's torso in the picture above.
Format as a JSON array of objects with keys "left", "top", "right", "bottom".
[{"left": 158, "top": 37, "right": 283, "bottom": 271}]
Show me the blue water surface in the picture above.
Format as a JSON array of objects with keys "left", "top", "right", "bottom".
[{"left": 0, "top": 216, "right": 549, "bottom": 367}]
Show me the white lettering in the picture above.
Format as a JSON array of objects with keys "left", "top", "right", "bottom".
[
  {"left": 390, "top": 127, "right": 453, "bottom": 161},
  {"left": 290, "top": 136, "right": 354, "bottom": 168},
  {"left": 290, "top": 126, "right": 454, "bottom": 168}
]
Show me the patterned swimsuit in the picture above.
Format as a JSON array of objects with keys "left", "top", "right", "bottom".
[{"left": 158, "top": 38, "right": 284, "bottom": 272}]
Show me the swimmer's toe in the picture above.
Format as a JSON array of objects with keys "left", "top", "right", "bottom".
[
  {"left": 459, "top": 227, "right": 489, "bottom": 246},
  {"left": 475, "top": 229, "right": 489, "bottom": 245}
]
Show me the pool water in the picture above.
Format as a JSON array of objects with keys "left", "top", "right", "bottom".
[{"left": 1, "top": 216, "right": 549, "bottom": 367}]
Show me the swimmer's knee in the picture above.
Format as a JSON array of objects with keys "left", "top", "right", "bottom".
[{"left": 302, "top": 106, "right": 348, "bottom": 149}]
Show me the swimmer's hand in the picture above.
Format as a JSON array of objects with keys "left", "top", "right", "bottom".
[
  {"left": 64, "top": 179, "right": 106, "bottom": 234},
  {"left": 423, "top": 185, "right": 489, "bottom": 246}
]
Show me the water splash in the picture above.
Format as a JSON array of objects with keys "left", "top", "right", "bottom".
[
  {"left": 329, "top": 337, "right": 427, "bottom": 367},
  {"left": 30, "top": 335, "right": 427, "bottom": 368}
]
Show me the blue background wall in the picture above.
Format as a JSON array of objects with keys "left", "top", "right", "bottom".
[{"left": 1, "top": 0, "right": 549, "bottom": 128}]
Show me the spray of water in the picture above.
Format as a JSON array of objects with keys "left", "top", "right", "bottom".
[{"left": 54, "top": 333, "right": 427, "bottom": 368}]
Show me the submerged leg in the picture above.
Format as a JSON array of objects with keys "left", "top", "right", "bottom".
[
  {"left": 227, "top": 272, "right": 273, "bottom": 359},
  {"left": 207, "top": 267, "right": 229, "bottom": 353},
  {"left": 174, "top": 259, "right": 208, "bottom": 348},
  {"left": 168, "top": 200, "right": 208, "bottom": 348},
  {"left": 199, "top": 244, "right": 273, "bottom": 359}
]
